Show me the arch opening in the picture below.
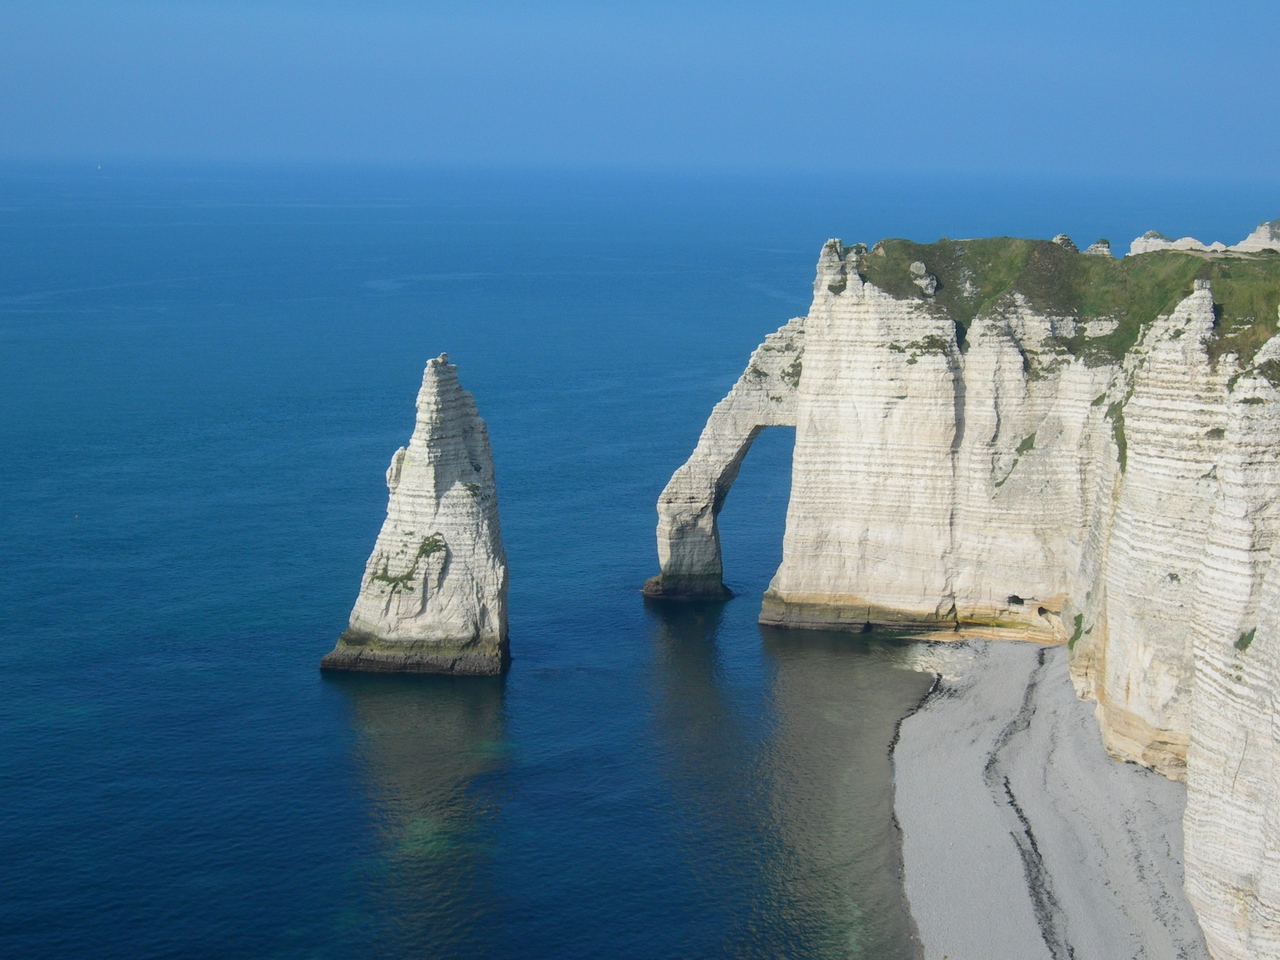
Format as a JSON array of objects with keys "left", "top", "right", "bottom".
[{"left": 643, "top": 317, "right": 804, "bottom": 600}]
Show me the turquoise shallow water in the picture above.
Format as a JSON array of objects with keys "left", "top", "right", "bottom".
[{"left": 2, "top": 165, "right": 1277, "bottom": 958}]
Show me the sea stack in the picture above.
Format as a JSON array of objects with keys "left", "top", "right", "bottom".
[{"left": 322, "top": 354, "right": 509, "bottom": 675}]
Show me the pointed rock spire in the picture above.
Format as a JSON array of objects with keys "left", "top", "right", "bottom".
[{"left": 321, "top": 354, "right": 509, "bottom": 675}]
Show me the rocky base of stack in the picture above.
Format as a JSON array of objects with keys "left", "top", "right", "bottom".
[
  {"left": 640, "top": 575, "right": 733, "bottom": 601},
  {"left": 320, "top": 629, "right": 509, "bottom": 676}
]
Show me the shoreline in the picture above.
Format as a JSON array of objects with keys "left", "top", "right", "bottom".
[{"left": 894, "top": 640, "right": 1209, "bottom": 960}]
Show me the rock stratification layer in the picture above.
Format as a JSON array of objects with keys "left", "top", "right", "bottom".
[
  {"left": 651, "top": 230, "right": 1280, "bottom": 958},
  {"left": 1182, "top": 351, "right": 1280, "bottom": 960},
  {"left": 322, "top": 354, "right": 508, "bottom": 675}
]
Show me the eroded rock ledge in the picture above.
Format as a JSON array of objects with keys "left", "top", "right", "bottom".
[
  {"left": 322, "top": 354, "right": 508, "bottom": 676},
  {"left": 650, "top": 230, "right": 1280, "bottom": 959}
]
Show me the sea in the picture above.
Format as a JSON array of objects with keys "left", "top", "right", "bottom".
[{"left": 2, "top": 163, "right": 1277, "bottom": 959}]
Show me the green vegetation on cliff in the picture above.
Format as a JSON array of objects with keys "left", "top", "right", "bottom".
[
  {"left": 369, "top": 534, "right": 447, "bottom": 593},
  {"left": 853, "top": 238, "right": 1280, "bottom": 364}
]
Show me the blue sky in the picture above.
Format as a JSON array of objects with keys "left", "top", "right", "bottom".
[{"left": 2, "top": 1, "right": 1276, "bottom": 176}]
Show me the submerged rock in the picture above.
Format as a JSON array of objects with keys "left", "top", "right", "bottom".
[{"left": 322, "top": 354, "right": 508, "bottom": 675}]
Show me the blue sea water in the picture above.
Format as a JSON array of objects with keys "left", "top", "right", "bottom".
[{"left": 2, "top": 164, "right": 1278, "bottom": 959}]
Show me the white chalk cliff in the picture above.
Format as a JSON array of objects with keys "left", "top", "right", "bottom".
[
  {"left": 1127, "top": 217, "right": 1280, "bottom": 257},
  {"left": 323, "top": 354, "right": 508, "bottom": 675},
  {"left": 651, "top": 231, "right": 1280, "bottom": 958},
  {"left": 1233, "top": 218, "right": 1280, "bottom": 254}
]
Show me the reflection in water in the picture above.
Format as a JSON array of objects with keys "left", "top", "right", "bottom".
[
  {"left": 647, "top": 600, "right": 931, "bottom": 959},
  {"left": 646, "top": 599, "right": 754, "bottom": 805},
  {"left": 327, "top": 617, "right": 932, "bottom": 959},
  {"left": 646, "top": 598, "right": 782, "bottom": 953},
  {"left": 327, "top": 673, "right": 508, "bottom": 959},
  {"left": 760, "top": 628, "right": 932, "bottom": 960}
]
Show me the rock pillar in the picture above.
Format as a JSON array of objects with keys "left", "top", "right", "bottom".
[{"left": 322, "top": 354, "right": 509, "bottom": 675}]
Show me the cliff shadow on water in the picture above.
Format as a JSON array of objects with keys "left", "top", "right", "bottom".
[
  {"left": 759, "top": 626, "right": 934, "bottom": 960},
  {"left": 644, "top": 597, "right": 932, "bottom": 960},
  {"left": 321, "top": 671, "right": 509, "bottom": 957}
]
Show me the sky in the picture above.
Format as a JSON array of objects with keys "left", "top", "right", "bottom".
[{"left": 1, "top": 0, "right": 1277, "bottom": 177}]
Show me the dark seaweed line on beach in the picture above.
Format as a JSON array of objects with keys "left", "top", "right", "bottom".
[{"left": 980, "top": 647, "right": 1078, "bottom": 960}]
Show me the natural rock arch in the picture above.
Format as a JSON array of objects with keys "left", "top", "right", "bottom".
[{"left": 642, "top": 317, "right": 804, "bottom": 599}]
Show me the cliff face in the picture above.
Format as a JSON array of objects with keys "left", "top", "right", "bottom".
[
  {"left": 1183, "top": 355, "right": 1280, "bottom": 959},
  {"left": 651, "top": 235, "right": 1280, "bottom": 958},
  {"left": 322, "top": 354, "right": 508, "bottom": 675},
  {"left": 758, "top": 242, "right": 1120, "bottom": 641},
  {"left": 1049, "top": 286, "right": 1229, "bottom": 777}
]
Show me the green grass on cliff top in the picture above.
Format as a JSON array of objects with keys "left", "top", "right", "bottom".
[{"left": 853, "top": 238, "right": 1280, "bottom": 364}]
